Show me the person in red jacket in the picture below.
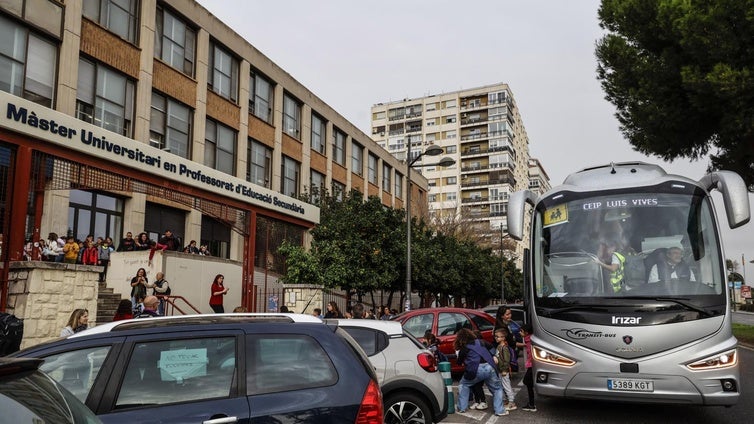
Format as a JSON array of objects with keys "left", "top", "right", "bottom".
[
  {"left": 209, "top": 274, "right": 229, "bottom": 313},
  {"left": 81, "top": 239, "right": 99, "bottom": 265}
]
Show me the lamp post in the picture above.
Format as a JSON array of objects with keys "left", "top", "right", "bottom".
[{"left": 405, "top": 142, "right": 455, "bottom": 311}]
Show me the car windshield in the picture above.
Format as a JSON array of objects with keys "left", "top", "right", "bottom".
[{"left": 532, "top": 184, "right": 725, "bottom": 316}]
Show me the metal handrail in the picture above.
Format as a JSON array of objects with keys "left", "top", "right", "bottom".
[{"left": 157, "top": 295, "right": 201, "bottom": 315}]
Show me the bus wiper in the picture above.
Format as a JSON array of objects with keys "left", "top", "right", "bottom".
[
  {"left": 539, "top": 304, "right": 609, "bottom": 317},
  {"left": 621, "top": 296, "right": 712, "bottom": 317}
]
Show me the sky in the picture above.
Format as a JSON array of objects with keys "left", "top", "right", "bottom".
[{"left": 196, "top": 0, "right": 753, "bottom": 279}]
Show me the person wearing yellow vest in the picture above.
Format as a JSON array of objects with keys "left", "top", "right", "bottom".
[{"left": 596, "top": 240, "right": 625, "bottom": 292}]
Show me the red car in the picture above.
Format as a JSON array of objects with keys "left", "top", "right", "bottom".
[{"left": 392, "top": 307, "right": 497, "bottom": 373}]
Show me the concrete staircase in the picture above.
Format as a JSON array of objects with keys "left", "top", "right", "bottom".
[{"left": 97, "top": 282, "right": 127, "bottom": 324}]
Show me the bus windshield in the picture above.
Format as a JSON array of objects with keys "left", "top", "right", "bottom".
[{"left": 532, "top": 183, "right": 725, "bottom": 309}]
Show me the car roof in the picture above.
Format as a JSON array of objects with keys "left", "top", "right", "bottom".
[
  {"left": 392, "top": 307, "right": 493, "bottom": 319},
  {"left": 69, "top": 313, "right": 324, "bottom": 338},
  {"left": 331, "top": 319, "right": 404, "bottom": 336}
]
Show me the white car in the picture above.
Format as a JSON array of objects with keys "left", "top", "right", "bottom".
[{"left": 336, "top": 319, "right": 448, "bottom": 424}]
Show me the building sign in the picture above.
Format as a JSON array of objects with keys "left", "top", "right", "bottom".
[{"left": 0, "top": 91, "right": 319, "bottom": 224}]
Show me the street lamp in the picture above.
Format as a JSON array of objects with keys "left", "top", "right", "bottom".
[{"left": 405, "top": 143, "right": 455, "bottom": 311}]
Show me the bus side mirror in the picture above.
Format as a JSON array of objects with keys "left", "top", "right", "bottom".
[
  {"left": 507, "top": 190, "right": 538, "bottom": 241},
  {"left": 698, "top": 171, "right": 750, "bottom": 229}
]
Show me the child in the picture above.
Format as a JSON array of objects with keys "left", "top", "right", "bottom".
[
  {"left": 423, "top": 331, "right": 447, "bottom": 363},
  {"left": 520, "top": 323, "right": 537, "bottom": 412},
  {"left": 494, "top": 327, "right": 517, "bottom": 410}
]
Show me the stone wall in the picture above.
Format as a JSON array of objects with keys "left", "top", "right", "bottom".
[
  {"left": 5, "top": 262, "right": 101, "bottom": 349},
  {"left": 282, "top": 284, "right": 324, "bottom": 315}
]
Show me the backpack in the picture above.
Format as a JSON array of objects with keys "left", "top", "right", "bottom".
[
  {"left": 0, "top": 313, "right": 24, "bottom": 356},
  {"left": 508, "top": 345, "right": 519, "bottom": 373}
]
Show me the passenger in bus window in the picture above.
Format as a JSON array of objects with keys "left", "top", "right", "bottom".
[{"left": 647, "top": 247, "right": 696, "bottom": 283}]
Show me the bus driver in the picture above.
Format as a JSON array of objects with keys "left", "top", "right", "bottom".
[{"left": 647, "top": 247, "right": 696, "bottom": 283}]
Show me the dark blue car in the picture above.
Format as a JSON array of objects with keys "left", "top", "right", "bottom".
[{"left": 12, "top": 314, "right": 383, "bottom": 424}]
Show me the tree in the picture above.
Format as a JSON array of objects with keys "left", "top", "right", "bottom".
[{"left": 596, "top": 0, "right": 754, "bottom": 190}]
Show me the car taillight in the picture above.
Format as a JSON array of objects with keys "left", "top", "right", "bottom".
[
  {"left": 417, "top": 352, "right": 437, "bottom": 372},
  {"left": 356, "top": 379, "right": 383, "bottom": 424}
]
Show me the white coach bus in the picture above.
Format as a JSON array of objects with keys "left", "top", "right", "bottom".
[{"left": 507, "top": 162, "right": 749, "bottom": 405}]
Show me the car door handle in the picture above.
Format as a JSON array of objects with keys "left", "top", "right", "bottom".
[{"left": 203, "top": 417, "right": 238, "bottom": 424}]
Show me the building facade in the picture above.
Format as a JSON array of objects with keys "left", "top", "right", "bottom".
[
  {"left": 370, "top": 83, "right": 549, "bottom": 251},
  {"left": 0, "top": 0, "right": 427, "bottom": 310}
]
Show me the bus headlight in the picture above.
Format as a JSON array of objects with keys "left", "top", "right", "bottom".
[
  {"left": 686, "top": 349, "right": 737, "bottom": 371},
  {"left": 532, "top": 345, "right": 576, "bottom": 367}
]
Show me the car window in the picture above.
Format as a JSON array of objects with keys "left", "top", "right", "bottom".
[
  {"left": 39, "top": 345, "right": 112, "bottom": 402},
  {"left": 438, "top": 313, "right": 471, "bottom": 336},
  {"left": 402, "top": 313, "right": 434, "bottom": 338},
  {"left": 0, "top": 369, "right": 101, "bottom": 423},
  {"left": 246, "top": 334, "right": 337, "bottom": 395},
  {"left": 470, "top": 312, "right": 494, "bottom": 331},
  {"left": 341, "top": 327, "right": 388, "bottom": 356},
  {"left": 115, "top": 337, "right": 236, "bottom": 409}
]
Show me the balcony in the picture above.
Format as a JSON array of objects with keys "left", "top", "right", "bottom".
[
  {"left": 460, "top": 143, "right": 514, "bottom": 157},
  {"left": 461, "top": 175, "right": 517, "bottom": 188},
  {"left": 460, "top": 132, "right": 488, "bottom": 142}
]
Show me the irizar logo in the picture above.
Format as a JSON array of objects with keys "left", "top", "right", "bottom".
[{"left": 612, "top": 316, "right": 642, "bottom": 324}]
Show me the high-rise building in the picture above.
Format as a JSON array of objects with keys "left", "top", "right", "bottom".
[{"left": 370, "top": 83, "right": 549, "bottom": 252}]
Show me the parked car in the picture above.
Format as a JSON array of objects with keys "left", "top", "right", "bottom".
[
  {"left": 479, "top": 303, "right": 527, "bottom": 327},
  {"left": 12, "top": 314, "right": 383, "bottom": 424},
  {"left": 0, "top": 357, "right": 102, "bottom": 423},
  {"left": 336, "top": 319, "right": 447, "bottom": 424},
  {"left": 392, "top": 307, "right": 496, "bottom": 373}
]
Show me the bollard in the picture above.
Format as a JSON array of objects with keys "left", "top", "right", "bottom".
[{"left": 438, "top": 361, "right": 455, "bottom": 414}]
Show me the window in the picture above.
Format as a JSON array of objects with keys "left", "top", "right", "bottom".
[
  {"left": 247, "top": 334, "right": 337, "bottom": 394},
  {"left": 382, "top": 163, "right": 391, "bottom": 193},
  {"left": 154, "top": 6, "right": 195, "bottom": 77},
  {"left": 201, "top": 215, "right": 230, "bottom": 258},
  {"left": 247, "top": 138, "right": 271, "bottom": 187},
  {"left": 0, "top": 15, "right": 57, "bottom": 107},
  {"left": 426, "top": 103, "right": 436, "bottom": 112},
  {"left": 39, "top": 346, "right": 112, "bottom": 403},
  {"left": 204, "top": 119, "right": 236, "bottom": 175},
  {"left": 444, "top": 115, "right": 456, "bottom": 124},
  {"left": 446, "top": 192, "right": 457, "bottom": 201},
  {"left": 283, "top": 93, "right": 301, "bottom": 138},
  {"left": 68, "top": 190, "right": 123, "bottom": 242},
  {"left": 116, "top": 337, "right": 236, "bottom": 407},
  {"left": 438, "top": 312, "right": 471, "bottom": 336},
  {"left": 372, "top": 111, "right": 385, "bottom": 120},
  {"left": 395, "top": 172, "right": 403, "bottom": 198},
  {"left": 445, "top": 145, "right": 457, "bottom": 154},
  {"left": 310, "top": 169, "right": 325, "bottom": 201},
  {"left": 250, "top": 71, "right": 272, "bottom": 123},
  {"left": 332, "top": 128, "right": 346, "bottom": 165},
  {"left": 402, "top": 313, "right": 434, "bottom": 338},
  {"left": 311, "top": 113, "right": 326, "bottom": 154},
  {"left": 351, "top": 141, "right": 363, "bottom": 176},
  {"left": 367, "top": 153, "right": 378, "bottom": 185},
  {"left": 76, "top": 58, "right": 135, "bottom": 136},
  {"left": 428, "top": 194, "right": 437, "bottom": 202},
  {"left": 83, "top": 0, "right": 138, "bottom": 43},
  {"left": 332, "top": 180, "right": 345, "bottom": 201},
  {"left": 150, "top": 92, "right": 191, "bottom": 158},
  {"left": 444, "top": 99, "right": 456, "bottom": 108},
  {"left": 281, "top": 155, "right": 300, "bottom": 197},
  {"left": 447, "top": 176, "right": 457, "bottom": 185},
  {"left": 208, "top": 42, "right": 238, "bottom": 102}
]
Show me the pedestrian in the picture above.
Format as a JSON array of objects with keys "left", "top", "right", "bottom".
[
  {"left": 312, "top": 308, "right": 323, "bottom": 319},
  {"left": 520, "top": 323, "right": 537, "bottom": 412},
  {"left": 130, "top": 267, "right": 148, "bottom": 311},
  {"left": 468, "top": 330, "right": 494, "bottom": 410},
  {"left": 595, "top": 239, "right": 626, "bottom": 292},
  {"left": 454, "top": 328, "right": 507, "bottom": 416},
  {"left": 495, "top": 306, "right": 523, "bottom": 348},
  {"left": 113, "top": 299, "right": 134, "bottom": 321},
  {"left": 62, "top": 235, "right": 79, "bottom": 264},
  {"left": 183, "top": 240, "right": 200, "bottom": 254},
  {"left": 46, "top": 232, "right": 63, "bottom": 261},
  {"left": 117, "top": 231, "right": 136, "bottom": 252},
  {"left": 158, "top": 229, "right": 179, "bottom": 251},
  {"left": 149, "top": 271, "right": 171, "bottom": 315},
  {"left": 134, "top": 232, "right": 151, "bottom": 250},
  {"left": 351, "top": 302, "right": 365, "bottom": 318},
  {"left": 423, "top": 331, "right": 447, "bottom": 363},
  {"left": 81, "top": 239, "right": 100, "bottom": 265},
  {"left": 324, "top": 301, "right": 343, "bottom": 318},
  {"left": 136, "top": 295, "right": 161, "bottom": 318},
  {"left": 97, "top": 237, "right": 114, "bottom": 282},
  {"left": 60, "top": 308, "right": 88, "bottom": 337},
  {"left": 209, "top": 274, "right": 228, "bottom": 313},
  {"left": 494, "top": 327, "right": 517, "bottom": 410}
]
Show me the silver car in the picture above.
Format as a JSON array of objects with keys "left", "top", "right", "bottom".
[{"left": 337, "top": 319, "right": 448, "bottom": 424}]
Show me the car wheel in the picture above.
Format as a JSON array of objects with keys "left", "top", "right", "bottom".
[{"left": 383, "top": 391, "right": 432, "bottom": 424}]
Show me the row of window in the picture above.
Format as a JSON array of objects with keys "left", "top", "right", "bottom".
[{"left": 2, "top": 1, "right": 410, "bottom": 201}]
